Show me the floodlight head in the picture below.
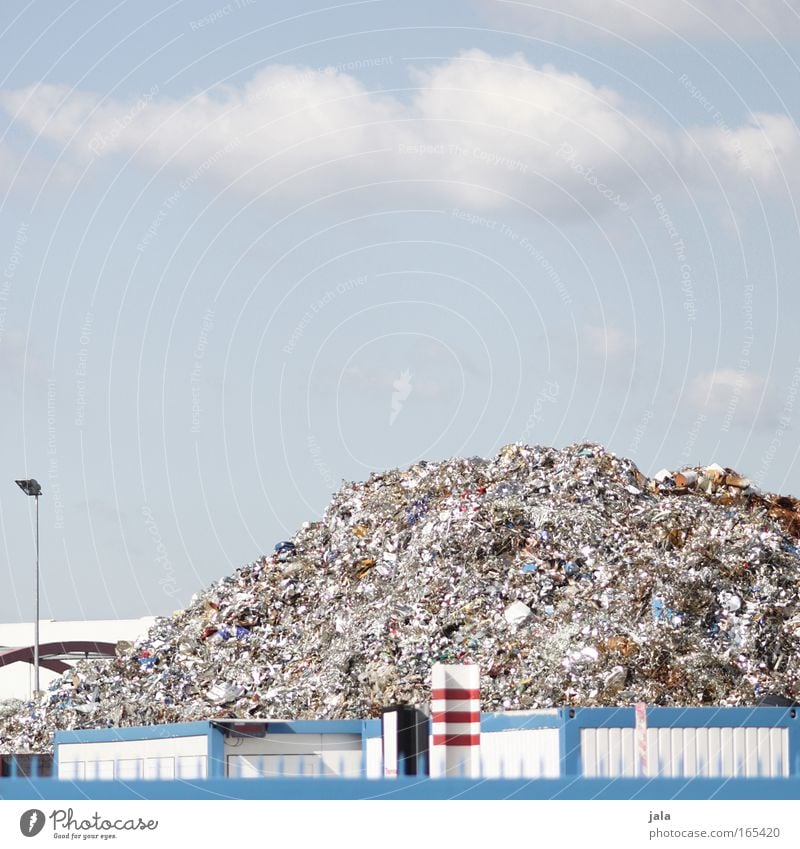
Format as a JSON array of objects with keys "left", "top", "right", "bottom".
[{"left": 15, "top": 479, "right": 42, "bottom": 497}]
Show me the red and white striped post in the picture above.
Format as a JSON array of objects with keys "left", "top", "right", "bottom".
[
  {"left": 431, "top": 664, "right": 480, "bottom": 777},
  {"left": 635, "top": 701, "right": 649, "bottom": 777}
]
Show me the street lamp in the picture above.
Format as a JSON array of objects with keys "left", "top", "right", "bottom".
[{"left": 15, "top": 478, "right": 42, "bottom": 696}]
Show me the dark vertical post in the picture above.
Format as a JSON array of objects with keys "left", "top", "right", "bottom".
[
  {"left": 382, "top": 705, "right": 430, "bottom": 777},
  {"left": 34, "top": 493, "right": 40, "bottom": 695}
]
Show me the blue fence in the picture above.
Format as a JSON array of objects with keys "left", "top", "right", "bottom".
[{"left": 2, "top": 774, "right": 800, "bottom": 800}]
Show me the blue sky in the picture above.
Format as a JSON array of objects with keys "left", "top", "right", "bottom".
[{"left": 1, "top": 0, "right": 799, "bottom": 621}]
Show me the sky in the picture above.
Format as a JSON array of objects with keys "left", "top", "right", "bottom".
[{"left": 1, "top": 0, "right": 799, "bottom": 622}]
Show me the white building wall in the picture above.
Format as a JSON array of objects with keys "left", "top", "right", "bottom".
[
  {"left": 580, "top": 726, "right": 789, "bottom": 778},
  {"left": 0, "top": 618, "right": 155, "bottom": 700},
  {"left": 224, "top": 733, "right": 362, "bottom": 777},
  {"left": 478, "top": 729, "right": 561, "bottom": 778},
  {"left": 365, "top": 736, "right": 383, "bottom": 778},
  {"left": 57, "top": 735, "right": 208, "bottom": 780}
]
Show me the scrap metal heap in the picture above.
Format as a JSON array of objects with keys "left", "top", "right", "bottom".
[{"left": 3, "top": 442, "right": 800, "bottom": 752}]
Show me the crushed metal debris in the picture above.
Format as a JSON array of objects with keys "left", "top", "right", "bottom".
[{"left": 3, "top": 442, "right": 800, "bottom": 752}]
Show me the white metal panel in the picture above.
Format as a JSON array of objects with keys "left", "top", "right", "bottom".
[
  {"left": 227, "top": 754, "right": 320, "bottom": 777},
  {"left": 671, "top": 728, "right": 685, "bottom": 778},
  {"left": 499, "top": 709, "right": 561, "bottom": 717},
  {"left": 773, "top": 727, "right": 789, "bottom": 776},
  {"left": 319, "top": 734, "right": 362, "bottom": 776},
  {"left": 224, "top": 732, "right": 358, "bottom": 757},
  {"left": 145, "top": 757, "right": 175, "bottom": 780},
  {"left": 480, "top": 729, "right": 560, "bottom": 778},
  {"left": 695, "top": 727, "right": 709, "bottom": 776},
  {"left": 745, "top": 728, "right": 758, "bottom": 776},
  {"left": 366, "top": 736, "right": 383, "bottom": 778},
  {"left": 608, "top": 728, "right": 623, "bottom": 777},
  {"left": 84, "top": 760, "right": 114, "bottom": 781},
  {"left": 651, "top": 730, "right": 665, "bottom": 777},
  {"left": 621, "top": 728, "right": 636, "bottom": 776},
  {"left": 624, "top": 729, "right": 636, "bottom": 776},
  {"left": 382, "top": 712, "right": 398, "bottom": 776},
  {"left": 591, "top": 729, "right": 605, "bottom": 777},
  {"left": 756, "top": 727, "right": 770, "bottom": 776},
  {"left": 643, "top": 729, "right": 656, "bottom": 777},
  {"left": 684, "top": 728, "right": 697, "bottom": 777},
  {"left": 319, "top": 751, "right": 362, "bottom": 776},
  {"left": 581, "top": 729, "right": 598, "bottom": 777},
  {"left": 116, "top": 759, "right": 143, "bottom": 780},
  {"left": 58, "top": 761, "right": 85, "bottom": 780},
  {"left": 659, "top": 729, "right": 673, "bottom": 777},
  {"left": 592, "top": 725, "right": 790, "bottom": 779},
  {"left": 721, "top": 728, "right": 734, "bottom": 775},
  {"left": 176, "top": 755, "right": 207, "bottom": 779},
  {"left": 224, "top": 733, "right": 362, "bottom": 777},
  {"left": 596, "top": 729, "right": 610, "bottom": 777},
  {"left": 581, "top": 729, "right": 637, "bottom": 778},
  {"left": 735, "top": 728, "right": 745, "bottom": 775},
  {"left": 57, "top": 734, "right": 207, "bottom": 773},
  {"left": 708, "top": 727, "right": 722, "bottom": 777}
]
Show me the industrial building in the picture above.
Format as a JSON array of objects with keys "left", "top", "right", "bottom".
[{"left": 51, "top": 705, "right": 799, "bottom": 781}]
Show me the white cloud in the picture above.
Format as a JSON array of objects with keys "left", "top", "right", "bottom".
[
  {"left": 690, "top": 368, "right": 773, "bottom": 428},
  {"left": 3, "top": 52, "right": 659, "bottom": 213},
  {"left": 1, "top": 51, "right": 797, "bottom": 214},
  {"left": 688, "top": 113, "right": 800, "bottom": 191},
  {"left": 484, "top": 0, "right": 800, "bottom": 41}
]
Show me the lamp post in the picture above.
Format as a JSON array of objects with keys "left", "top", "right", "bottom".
[{"left": 15, "top": 478, "right": 42, "bottom": 696}]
